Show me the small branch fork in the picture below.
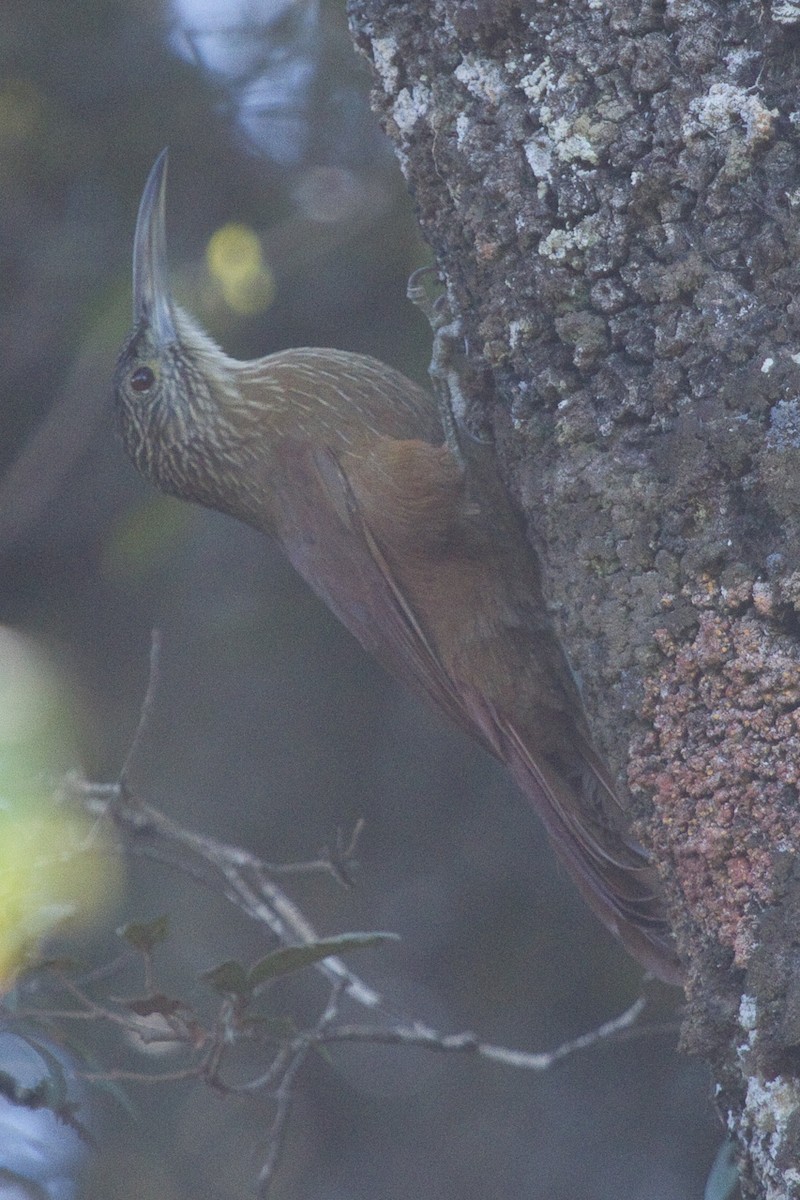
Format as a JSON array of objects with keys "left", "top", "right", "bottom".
[{"left": 6, "top": 632, "right": 674, "bottom": 1197}]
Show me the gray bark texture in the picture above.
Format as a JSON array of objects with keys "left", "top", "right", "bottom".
[{"left": 346, "top": 1, "right": 800, "bottom": 1196}]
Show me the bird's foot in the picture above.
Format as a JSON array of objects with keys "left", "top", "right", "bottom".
[
  {"left": 407, "top": 266, "right": 482, "bottom": 464},
  {"left": 406, "top": 264, "right": 447, "bottom": 325}
]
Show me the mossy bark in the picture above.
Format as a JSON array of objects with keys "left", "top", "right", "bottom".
[{"left": 347, "top": 1, "right": 800, "bottom": 1194}]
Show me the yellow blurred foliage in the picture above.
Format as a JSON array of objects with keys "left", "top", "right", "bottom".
[
  {"left": 0, "top": 628, "right": 122, "bottom": 989},
  {"left": 205, "top": 222, "right": 275, "bottom": 316}
]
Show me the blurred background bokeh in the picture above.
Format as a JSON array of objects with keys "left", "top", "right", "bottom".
[{"left": 0, "top": 1, "right": 720, "bottom": 1196}]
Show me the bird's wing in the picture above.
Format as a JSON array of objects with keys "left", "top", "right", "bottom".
[
  {"left": 272, "top": 438, "right": 681, "bottom": 983},
  {"left": 271, "top": 438, "right": 491, "bottom": 747}
]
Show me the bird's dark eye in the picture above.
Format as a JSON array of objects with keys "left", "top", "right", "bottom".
[{"left": 130, "top": 366, "right": 155, "bottom": 392}]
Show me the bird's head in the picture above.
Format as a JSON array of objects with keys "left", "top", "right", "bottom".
[{"left": 114, "top": 150, "right": 247, "bottom": 509}]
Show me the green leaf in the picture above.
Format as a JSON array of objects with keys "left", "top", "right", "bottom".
[
  {"left": 200, "top": 960, "right": 251, "bottom": 997},
  {"left": 119, "top": 916, "right": 169, "bottom": 953},
  {"left": 248, "top": 931, "right": 399, "bottom": 988}
]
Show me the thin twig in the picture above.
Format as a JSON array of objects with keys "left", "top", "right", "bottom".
[
  {"left": 73, "top": 774, "right": 669, "bottom": 1069},
  {"left": 256, "top": 979, "right": 346, "bottom": 1198},
  {"left": 80, "top": 1063, "right": 205, "bottom": 1085},
  {"left": 75, "top": 628, "right": 383, "bottom": 1008},
  {"left": 119, "top": 629, "right": 162, "bottom": 791},
  {"left": 79, "top": 777, "right": 383, "bottom": 1009},
  {"left": 49, "top": 633, "right": 674, "bottom": 1192},
  {"left": 256, "top": 1041, "right": 309, "bottom": 1197},
  {"left": 314, "top": 995, "right": 650, "bottom": 1071}
]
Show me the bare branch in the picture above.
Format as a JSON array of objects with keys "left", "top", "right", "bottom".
[
  {"left": 256, "top": 979, "right": 346, "bottom": 1198},
  {"left": 30, "top": 636, "right": 676, "bottom": 1198},
  {"left": 76, "top": 774, "right": 384, "bottom": 1009},
  {"left": 315, "top": 994, "right": 650, "bottom": 1072}
]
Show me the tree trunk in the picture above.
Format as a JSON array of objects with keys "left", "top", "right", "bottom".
[{"left": 346, "top": 1, "right": 800, "bottom": 1195}]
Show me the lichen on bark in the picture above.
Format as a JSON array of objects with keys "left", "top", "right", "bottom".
[{"left": 348, "top": 0, "right": 800, "bottom": 1192}]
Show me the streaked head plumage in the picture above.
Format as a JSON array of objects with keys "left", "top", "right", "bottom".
[{"left": 114, "top": 150, "right": 240, "bottom": 502}]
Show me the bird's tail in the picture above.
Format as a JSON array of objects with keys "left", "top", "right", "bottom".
[{"left": 463, "top": 689, "right": 683, "bottom": 985}]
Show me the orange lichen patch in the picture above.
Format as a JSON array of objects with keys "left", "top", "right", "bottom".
[
  {"left": 475, "top": 239, "right": 501, "bottom": 262},
  {"left": 629, "top": 610, "right": 800, "bottom": 967}
]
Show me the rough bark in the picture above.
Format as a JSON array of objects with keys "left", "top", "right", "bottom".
[{"left": 346, "top": 1, "right": 800, "bottom": 1195}]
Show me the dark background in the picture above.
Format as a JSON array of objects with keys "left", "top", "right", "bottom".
[{"left": 0, "top": 1, "right": 718, "bottom": 1196}]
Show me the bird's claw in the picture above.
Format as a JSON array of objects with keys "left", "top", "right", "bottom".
[
  {"left": 407, "top": 265, "right": 491, "bottom": 460},
  {"left": 406, "top": 264, "right": 442, "bottom": 321}
]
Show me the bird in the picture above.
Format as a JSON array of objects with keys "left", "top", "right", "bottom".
[{"left": 113, "top": 150, "right": 682, "bottom": 985}]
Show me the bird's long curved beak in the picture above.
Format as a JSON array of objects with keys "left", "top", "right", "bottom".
[{"left": 133, "top": 148, "right": 177, "bottom": 343}]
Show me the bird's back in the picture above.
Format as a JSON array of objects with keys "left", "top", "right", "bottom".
[{"left": 238, "top": 347, "right": 444, "bottom": 450}]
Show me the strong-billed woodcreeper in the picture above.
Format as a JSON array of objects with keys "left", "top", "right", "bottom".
[{"left": 114, "top": 151, "right": 681, "bottom": 984}]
